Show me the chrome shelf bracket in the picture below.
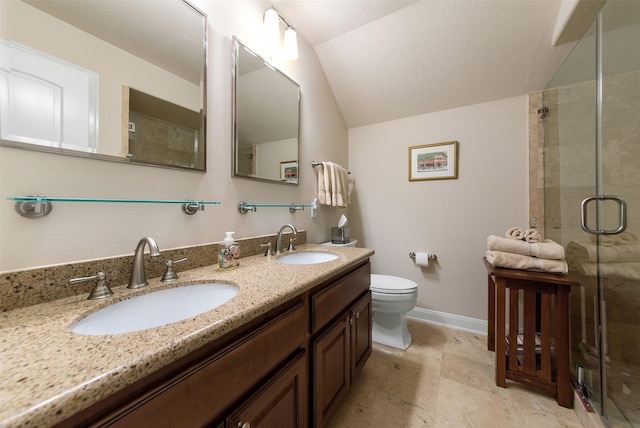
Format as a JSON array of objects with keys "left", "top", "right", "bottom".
[{"left": 14, "top": 196, "right": 53, "bottom": 219}]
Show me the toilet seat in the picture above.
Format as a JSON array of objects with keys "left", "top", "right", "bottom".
[{"left": 370, "top": 274, "right": 417, "bottom": 295}]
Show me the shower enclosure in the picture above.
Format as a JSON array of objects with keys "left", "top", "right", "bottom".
[{"left": 542, "top": 1, "right": 639, "bottom": 426}]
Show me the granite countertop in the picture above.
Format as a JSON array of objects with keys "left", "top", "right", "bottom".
[{"left": 0, "top": 244, "right": 374, "bottom": 428}]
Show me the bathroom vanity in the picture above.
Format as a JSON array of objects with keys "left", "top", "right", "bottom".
[{"left": 0, "top": 245, "right": 373, "bottom": 428}]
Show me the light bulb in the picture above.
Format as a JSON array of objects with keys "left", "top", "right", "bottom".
[
  {"left": 283, "top": 27, "right": 298, "bottom": 60},
  {"left": 263, "top": 8, "right": 280, "bottom": 49}
]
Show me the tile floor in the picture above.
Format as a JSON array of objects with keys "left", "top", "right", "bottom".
[{"left": 328, "top": 320, "right": 584, "bottom": 428}]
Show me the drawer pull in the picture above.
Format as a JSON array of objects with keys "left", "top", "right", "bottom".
[{"left": 237, "top": 422, "right": 251, "bottom": 428}]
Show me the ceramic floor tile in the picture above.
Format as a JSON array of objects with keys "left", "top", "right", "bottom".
[
  {"left": 382, "top": 357, "right": 440, "bottom": 414},
  {"left": 440, "top": 329, "right": 495, "bottom": 366},
  {"left": 433, "top": 376, "right": 506, "bottom": 428},
  {"left": 327, "top": 321, "right": 585, "bottom": 428},
  {"left": 439, "top": 352, "right": 497, "bottom": 394},
  {"left": 499, "top": 382, "right": 584, "bottom": 427}
]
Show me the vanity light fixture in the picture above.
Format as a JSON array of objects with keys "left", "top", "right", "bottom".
[
  {"left": 283, "top": 26, "right": 298, "bottom": 60},
  {"left": 263, "top": 7, "right": 298, "bottom": 60}
]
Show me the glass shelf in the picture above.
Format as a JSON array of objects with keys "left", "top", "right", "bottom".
[
  {"left": 238, "top": 202, "right": 314, "bottom": 214},
  {"left": 9, "top": 196, "right": 220, "bottom": 218}
]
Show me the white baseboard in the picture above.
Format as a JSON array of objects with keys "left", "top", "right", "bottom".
[{"left": 407, "top": 307, "right": 488, "bottom": 336}]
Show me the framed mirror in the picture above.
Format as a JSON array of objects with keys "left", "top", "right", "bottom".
[
  {"left": 0, "top": 0, "right": 207, "bottom": 172},
  {"left": 232, "top": 37, "right": 300, "bottom": 184}
]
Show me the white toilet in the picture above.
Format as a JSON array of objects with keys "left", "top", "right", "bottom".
[
  {"left": 322, "top": 239, "right": 418, "bottom": 350},
  {"left": 370, "top": 274, "right": 418, "bottom": 350}
]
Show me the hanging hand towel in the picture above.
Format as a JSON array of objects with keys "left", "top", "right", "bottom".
[
  {"left": 320, "top": 162, "right": 350, "bottom": 207},
  {"left": 316, "top": 163, "right": 329, "bottom": 205}
]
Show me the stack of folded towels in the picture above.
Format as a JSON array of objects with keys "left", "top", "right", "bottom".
[
  {"left": 566, "top": 232, "right": 640, "bottom": 280},
  {"left": 485, "top": 227, "right": 568, "bottom": 274}
]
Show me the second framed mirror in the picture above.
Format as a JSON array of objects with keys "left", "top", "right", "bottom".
[{"left": 232, "top": 37, "right": 300, "bottom": 184}]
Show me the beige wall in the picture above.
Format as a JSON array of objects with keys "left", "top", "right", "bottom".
[
  {"left": 0, "top": 0, "right": 532, "bottom": 325},
  {"left": 0, "top": 0, "right": 348, "bottom": 271},
  {"left": 348, "top": 96, "right": 529, "bottom": 320}
]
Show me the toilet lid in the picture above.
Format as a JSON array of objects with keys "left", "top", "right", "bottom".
[{"left": 370, "top": 274, "right": 418, "bottom": 294}]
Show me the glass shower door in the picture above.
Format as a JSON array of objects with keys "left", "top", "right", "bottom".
[
  {"left": 543, "top": 7, "right": 601, "bottom": 418},
  {"left": 544, "top": 1, "right": 640, "bottom": 426},
  {"left": 597, "top": 1, "right": 640, "bottom": 425}
]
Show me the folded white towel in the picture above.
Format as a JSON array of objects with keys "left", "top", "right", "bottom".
[
  {"left": 524, "top": 229, "right": 541, "bottom": 243},
  {"left": 566, "top": 240, "right": 640, "bottom": 263},
  {"left": 487, "top": 235, "right": 564, "bottom": 260},
  {"left": 486, "top": 250, "right": 568, "bottom": 274},
  {"left": 568, "top": 258, "right": 640, "bottom": 280},
  {"left": 590, "top": 232, "right": 639, "bottom": 247},
  {"left": 617, "top": 232, "right": 638, "bottom": 245},
  {"left": 506, "top": 227, "right": 525, "bottom": 240}
]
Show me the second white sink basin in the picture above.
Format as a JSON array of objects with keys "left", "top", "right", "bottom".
[
  {"left": 277, "top": 252, "right": 338, "bottom": 265},
  {"left": 71, "top": 283, "right": 238, "bottom": 335}
]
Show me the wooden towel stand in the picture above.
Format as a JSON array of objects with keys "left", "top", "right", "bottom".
[{"left": 484, "top": 257, "right": 580, "bottom": 408}]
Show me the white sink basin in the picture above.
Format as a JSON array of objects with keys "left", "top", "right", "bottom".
[
  {"left": 277, "top": 252, "right": 339, "bottom": 265},
  {"left": 71, "top": 283, "right": 238, "bottom": 335}
]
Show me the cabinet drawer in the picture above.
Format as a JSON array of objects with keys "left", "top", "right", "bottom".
[
  {"left": 100, "top": 302, "right": 306, "bottom": 427},
  {"left": 227, "top": 350, "right": 308, "bottom": 428},
  {"left": 311, "top": 262, "right": 370, "bottom": 334}
]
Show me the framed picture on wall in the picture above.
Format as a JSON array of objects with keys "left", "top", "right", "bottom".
[
  {"left": 408, "top": 141, "right": 458, "bottom": 181},
  {"left": 280, "top": 160, "right": 298, "bottom": 181}
]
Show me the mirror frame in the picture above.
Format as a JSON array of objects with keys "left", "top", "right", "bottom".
[
  {"left": 232, "top": 37, "right": 300, "bottom": 185},
  {"left": 0, "top": 0, "right": 208, "bottom": 173}
]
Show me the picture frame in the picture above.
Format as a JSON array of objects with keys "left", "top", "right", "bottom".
[
  {"left": 280, "top": 160, "right": 298, "bottom": 181},
  {"left": 408, "top": 141, "right": 458, "bottom": 181}
]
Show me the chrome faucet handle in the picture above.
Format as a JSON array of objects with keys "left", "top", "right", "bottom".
[
  {"left": 161, "top": 258, "right": 187, "bottom": 282},
  {"left": 259, "top": 242, "right": 274, "bottom": 256},
  {"left": 70, "top": 271, "right": 113, "bottom": 300},
  {"left": 287, "top": 237, "right": 297, "bottom": 252}
]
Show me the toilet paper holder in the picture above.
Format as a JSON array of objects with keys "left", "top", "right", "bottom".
[{"left": 409, "top": 252, "right": 437, "bottom": 261}]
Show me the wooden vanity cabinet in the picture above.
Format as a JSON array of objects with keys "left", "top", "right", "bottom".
[
  {"left": 56, "top": 259, "right": 372, "bottom": 428},
  {"left": 57, "top": 300, "right": 307, "bottom": 428},
  {"left": 310, "top": 261, "right": 372, "bottom": 428}
]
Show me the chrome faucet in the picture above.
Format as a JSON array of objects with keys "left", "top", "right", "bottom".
[
  {"left": 128, "top": 237, "right": 161, "bottom": 289},
  {"left": 276, "top": 224, "right": 297, "bottom": 254}
]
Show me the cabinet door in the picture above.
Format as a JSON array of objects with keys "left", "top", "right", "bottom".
[
  {"left": 226, "top": 352, "right": 307, "bottom": 428},
  {"left": 312, "top": 316, "right": 351, "bottom": 427},
  {"left": 89, "top": 304, "right": 305, "bottom": 428},
  {"left": 350, "top": 291, "right": 372, "bottom": 380}
]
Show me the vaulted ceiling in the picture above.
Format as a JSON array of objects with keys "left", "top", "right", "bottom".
[{"left": 272, "top": 0, "right": 584, "bottom": 128}]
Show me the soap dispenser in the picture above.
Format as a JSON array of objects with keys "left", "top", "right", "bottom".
[{"left": 219, "top": 231, "right": 240, "bottom": 269}]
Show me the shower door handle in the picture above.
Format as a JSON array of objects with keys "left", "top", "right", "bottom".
[{"left": 580, "top": 195, "right": 627, "bottom": 235}]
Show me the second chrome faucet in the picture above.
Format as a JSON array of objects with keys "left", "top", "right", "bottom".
[
  {"left": 128, "top": 237, "right": 161, "bottom": 289},
  {"left": 276, "top": 224, "right": 297, "bottom": 254}
]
